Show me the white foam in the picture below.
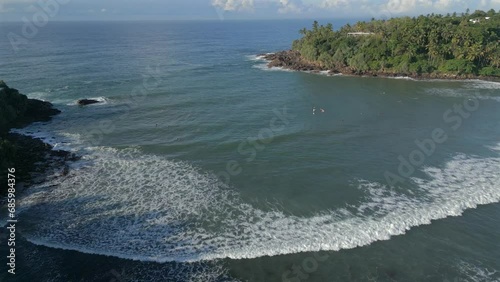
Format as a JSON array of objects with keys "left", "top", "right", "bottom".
[
  {"left": 249, "top": 53, "right": 298, "bottom": 73},
  {"left": 249, "top": 53, "right": 335, "bottom": 76},
  {"left": 27, "top": 91, "right": 51, "bottom": 101},
  {"left": 488, "top": 144, "right": 500, "bottom": 152},
  {"left": 388, "top": 76, "right": 415, "bottom": 80},
  {"left": 245, "top": 54, "right": 268, "bottom": 61},
  {"left": 456, "top": 261, "right": 499, "bottom": 282},
  {"left": 424, "top": 88, "right": 500, "bottom": 102},
  {"left": 466, "top": 79, "right": 500, "bottom": 90},
  {"left": 252, "top": 63, "right": 295, "bottom": 72},
  {"left": 11, "top": 140, "right": 500, "bottom": 263},
  {"left": 10, "top": 127, "right": 79, "bottom": 152},
  {"left": 425, "top": 79, "right": 500, "bottom": 101},
  {"left": 252, "top": 61, "right": 339, "bottom": 76}
]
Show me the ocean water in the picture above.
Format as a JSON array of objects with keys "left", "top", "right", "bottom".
[{"left": 0, "top": 20, "right": 500, "bottom": 282}]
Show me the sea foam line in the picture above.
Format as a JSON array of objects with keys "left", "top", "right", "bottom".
[{"left": 13, "top": 142, "right": 500, "bottom": 263}]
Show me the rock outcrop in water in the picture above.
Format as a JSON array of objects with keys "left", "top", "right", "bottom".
[
  {"left": 263, "top": 51, "right": 326, "bottom": 72},
  {"left": 77, "top": 99, "right": 101, "bottom": 106}
]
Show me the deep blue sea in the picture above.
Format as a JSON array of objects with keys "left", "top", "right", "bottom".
[{"left": 0, "top": 20, "right": 500, "bottom": 281}]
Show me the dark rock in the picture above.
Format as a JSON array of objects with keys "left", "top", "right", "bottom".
[
  {"left": 62, "top": 165, "right": 70, "bottom": 176},
  {"left": 23, "top": 99, "right": 61, "bottom": 123},
  {"left": 77, "top": 99, "right": 101, "bottom": 106},
  {"left": 0, "top": 81, "right": 66, "bottom": 196},
  {"left": 1, "top": 132, "right": 80, "bottom": 195},
  {"left": 0, "top": 81, "right": 61, "bottom": 132},
  {"left": 52, "top": 150, "right": 70, "bottom": 158},
  {"left": 262, "top": 50, "right": 326, "bottom": 72}
]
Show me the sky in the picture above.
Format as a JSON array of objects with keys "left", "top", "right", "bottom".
[{"left": 0, "top": 0, "right": 499, "bottom": 21}]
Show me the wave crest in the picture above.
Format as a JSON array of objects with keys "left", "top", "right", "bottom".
[{"left": 14, "top": 142, "right": 500, "bottom": 263}]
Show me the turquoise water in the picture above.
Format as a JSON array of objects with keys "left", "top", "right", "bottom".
[{"left": 1, "top": 20, "right": 500, "bottom": 281}]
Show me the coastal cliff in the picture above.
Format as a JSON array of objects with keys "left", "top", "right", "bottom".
[
  {"left": 0, "top": 81, "right": 73, "bottom": 194},
  {"left": 265, "top": 10, "right": 500, "bottom": 80}
]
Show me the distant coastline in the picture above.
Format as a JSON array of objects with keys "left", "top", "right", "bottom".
[
  {"left": 261, "top": 51, "right": 500, "bottom": 82},
  {"left": 267, "top": 10, "right": 500, "bottom": 82}
]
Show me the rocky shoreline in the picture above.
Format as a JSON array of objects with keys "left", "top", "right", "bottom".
[
  {"left": 1, "top": 81, "right": 77, "bottom": 196},
  {"left": 262, "top": 50, "right": 500, "bottom": 82},
  {"left": 5, "top": 133, "right": 79, "bottom": 188}
]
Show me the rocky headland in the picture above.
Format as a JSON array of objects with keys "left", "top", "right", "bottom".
[
  {"left": 262, "top": 51, "right": 500, "bottom": 81},
  {"left": 77, "top": 99, "right": 101, "bottom": 106},
  {"left": 0, "top": 81, "right": 77, "bottom": 195}
]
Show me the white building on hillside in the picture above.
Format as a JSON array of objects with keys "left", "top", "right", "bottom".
[{"left": 347, "top": 32, "right": 374, "bottom": 36}]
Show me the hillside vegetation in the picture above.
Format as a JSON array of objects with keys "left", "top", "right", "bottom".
[{"left": 292, "top": 9, "right": 500, "bottom": 77}]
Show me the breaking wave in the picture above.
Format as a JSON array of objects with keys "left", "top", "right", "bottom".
[
  {"left": 424, "top": 87, "right": 500, "bottom": 102},
  {"left": 14, "top": 139, "right": 500, "bottom": 263}
]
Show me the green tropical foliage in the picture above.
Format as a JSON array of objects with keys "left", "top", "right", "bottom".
[{"left": 292, "top": 10, "right": 500, "bottom": 76}]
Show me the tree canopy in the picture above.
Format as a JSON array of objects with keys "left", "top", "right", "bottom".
[{"left": 292, "top": 10, "right": 500, "bottom": 77}]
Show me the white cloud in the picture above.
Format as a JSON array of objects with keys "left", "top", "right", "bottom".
[
  {"left": 212, "top": 0, "right": 254, "bottom": 11},
  {"left": 434, "top": 0, "right": 453, "bottom": 9},
  {"left": 278, "top": 0, "right": 302, "bottom": 13},
  {"left": 0, "top": 0, "right": 37, "bottom": 2},
  {"left": 101, "top": 8, "right": 107, "bottom": 12},
  {"left": 0, "top": 0, "right": 34, "bottom": 13},
  {"left": 321, "top": 0, "right": 348, "bottom": 8},
  {"left": 0, "top": 3, "right": 8, "bottom": 13},
  {"left": 382, "top": 0, "right": 472, "bottom": 14},
  {"left": 385, "top": 0, "right": 418, "bottom": 13}
]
